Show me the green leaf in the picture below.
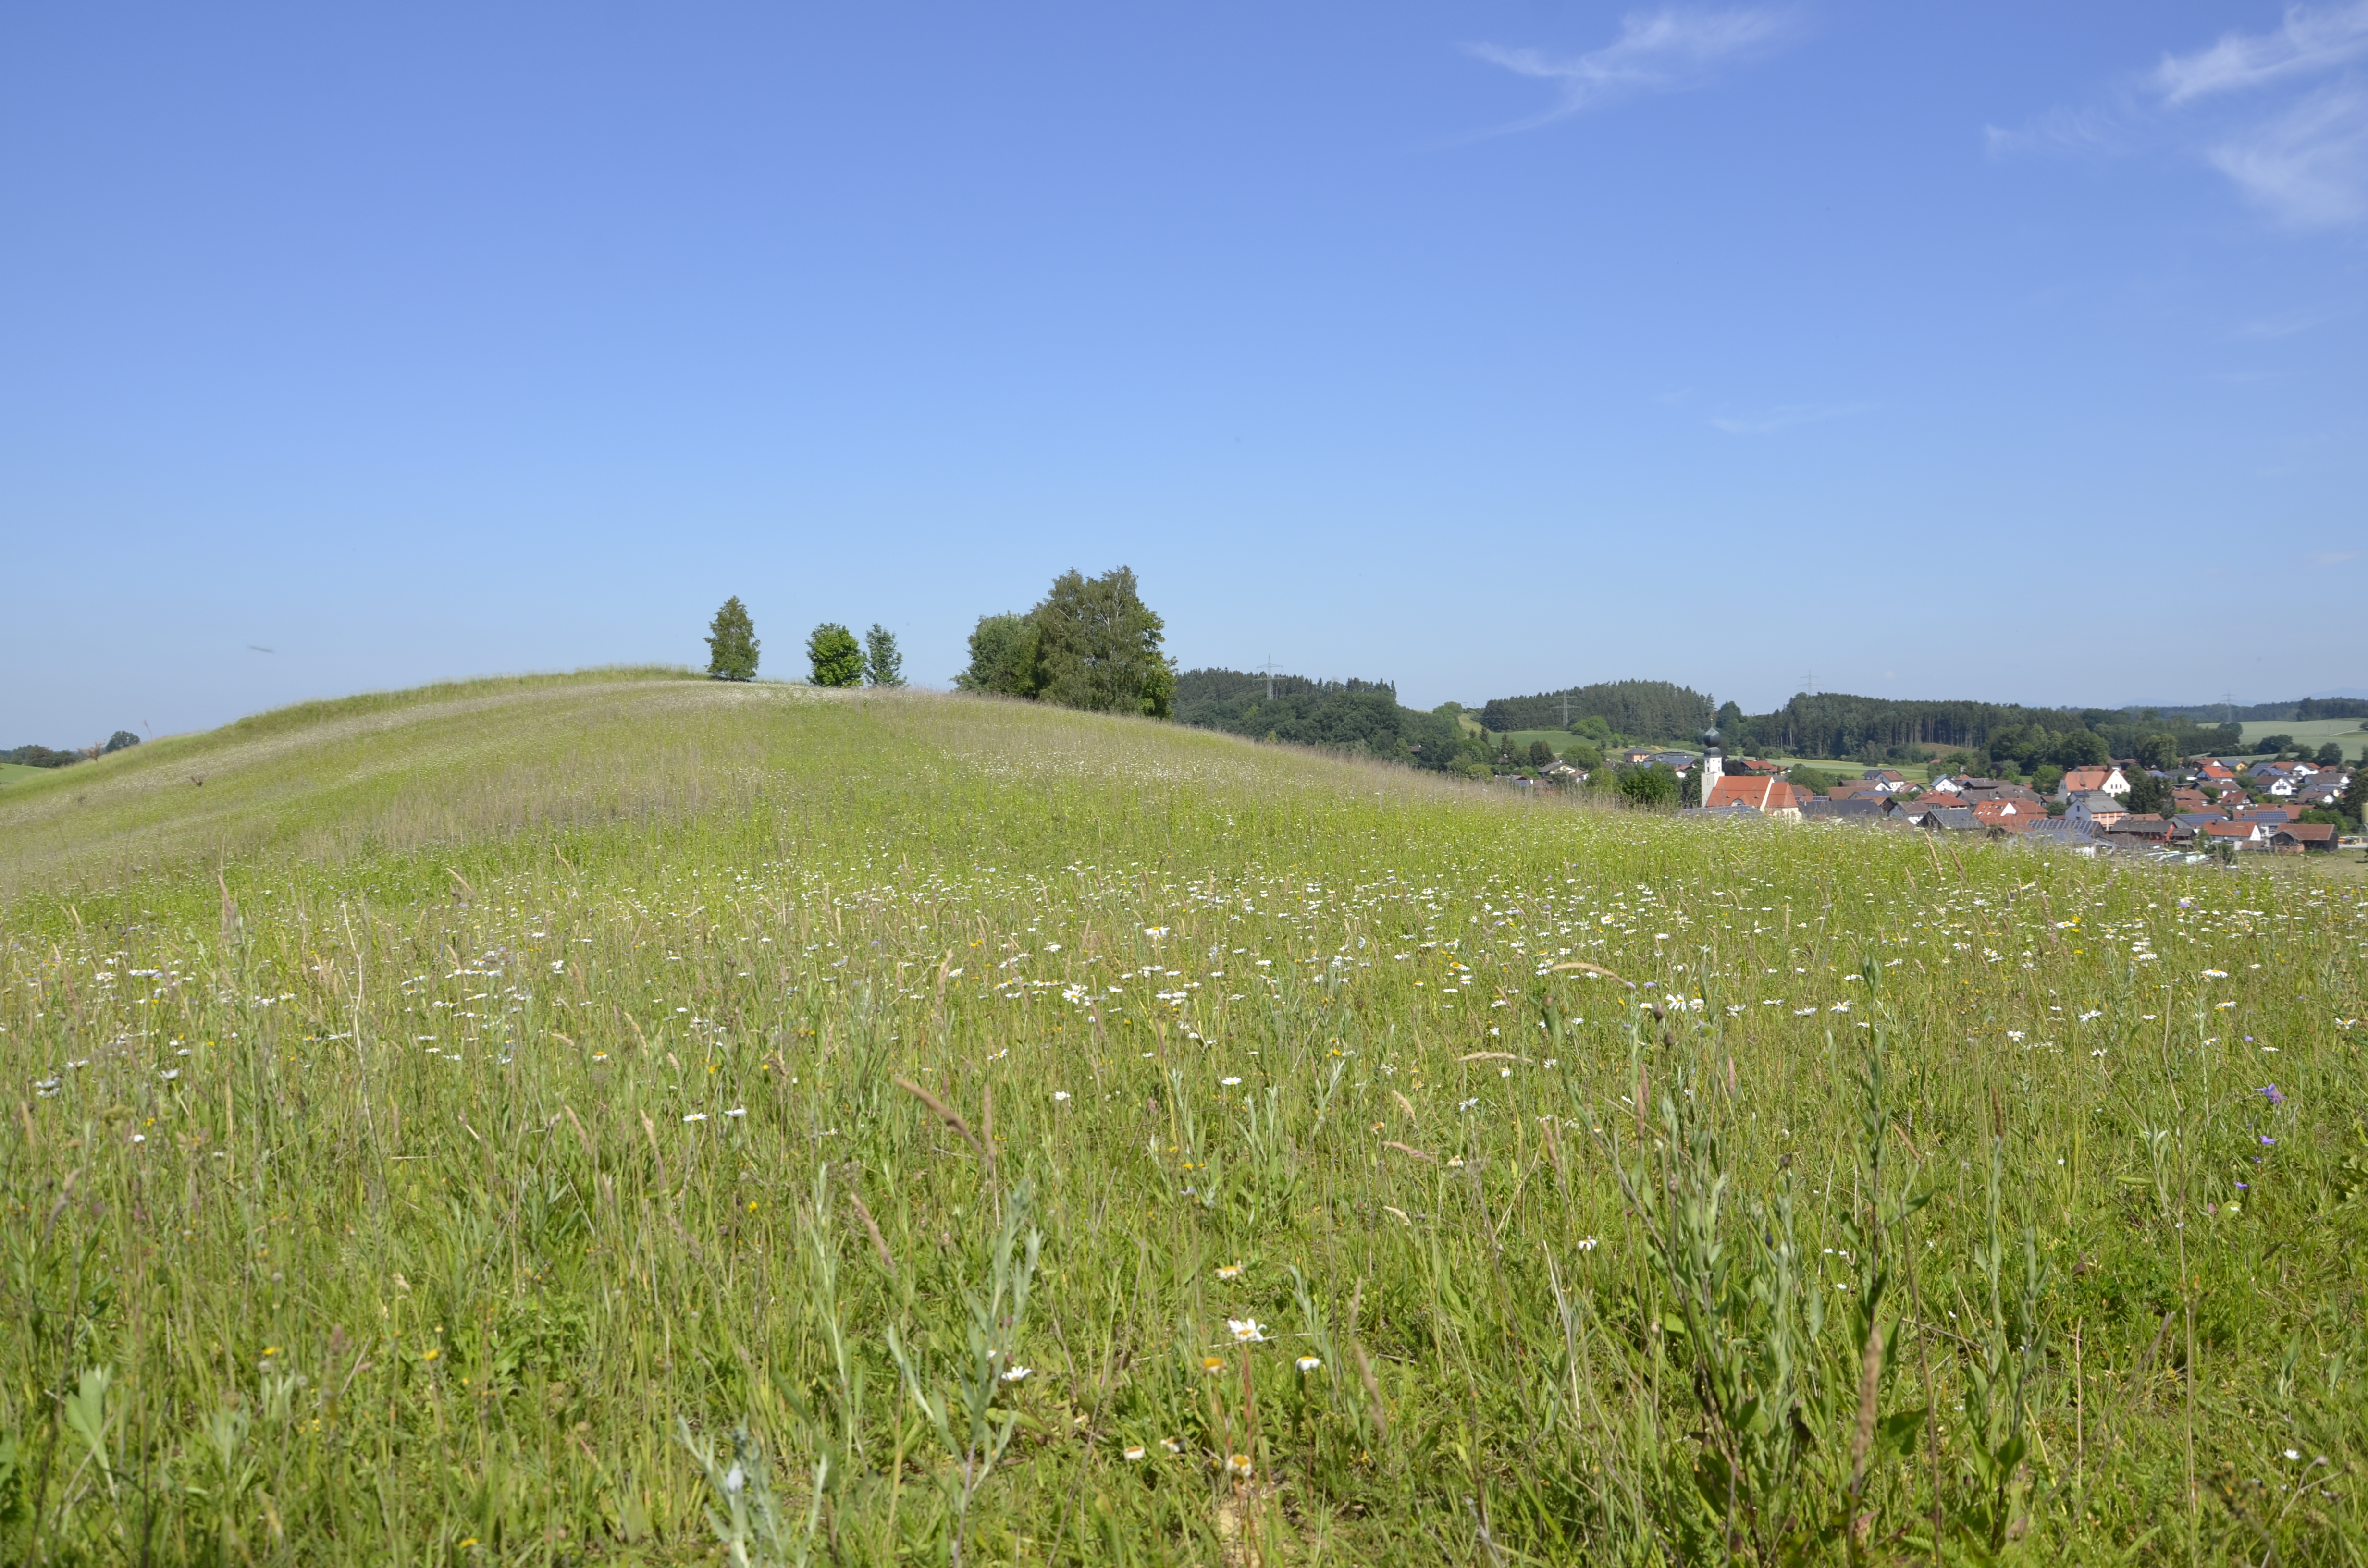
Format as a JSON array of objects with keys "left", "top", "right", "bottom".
[{"left": 1875, "top": 1407, "right": 1927, "bottom": 1461}]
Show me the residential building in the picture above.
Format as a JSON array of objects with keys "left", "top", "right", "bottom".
[
  {"left": 1705, "top": 776, "right": 1808, "bottom": 821},
  {"left": 1802, "top": 796, "right": 1892, "bottom": 823},
  {"left": 2024, "top": 817, "right": 2105, "bottom": 854},
  {"left": 2058, "top": 765, "right": 2130, "bottom": 799},
  {"left": 1971, "top": 800, "right": 2041, "bottom": 832},
  {"left": 2106, "top": 814, "right": 2171, "bottom": 843},
  {"left": 2202, "top": 821, "right": 2269, "bottom": 850},
  {"left": 2065, "top": 791, "right": 2128, "bottom": 829},
  {"left": 1957, "top": 779, "right": 2046, "bottom": 809}
]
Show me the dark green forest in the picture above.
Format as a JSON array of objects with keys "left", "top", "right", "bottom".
[
  {"left": 2147, "top": 695, "right": 2368, "bottom": 722},
  {"left": 1171, "top": 669, "right": 1483, "bottom": 772},
  {"left": 1716, "top": 694, "right": 2245, "bottom": 765},
  {"left": 1175, "top": 666, "right": 2293, "bottom": 777},
  {"left": 1479, "top": 680, "right": 1714, "bottom": 739}
]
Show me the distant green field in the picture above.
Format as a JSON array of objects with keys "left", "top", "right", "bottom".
[
  {"left": 0, "top": 761, "right": 63, "bottom": 791},
  {"left": 1, "top": 673, "right": 2362, "bottom": 1563},
  {"left": 1498, "top": 729, "right": 1714, "bottom": 760},
  {"left": 1499, "top": 727, "right": 1599, "bottom": 757},
  {"left": 1498, "top": 733, "right": 1942, "bottom": 784},
  {"left": 2237, "top": 716, "right": 2367, "bottom": 760}
]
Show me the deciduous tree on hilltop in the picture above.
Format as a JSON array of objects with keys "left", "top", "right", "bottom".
[
  {"left": 704, "top": 597, "right": 759, "bottom": 682},
  {"left": 807, "top": 623, "right": 863, "bottom": 687}
]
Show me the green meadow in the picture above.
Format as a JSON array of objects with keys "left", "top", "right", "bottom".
[
  {"left": 2234, "top": 720, "right": 2367, "bottom": 763},
  {"left": 2, "top": 672, "right": 2363, "bottom": 1565}
]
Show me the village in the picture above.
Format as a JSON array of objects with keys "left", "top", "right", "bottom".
[{"left": 1554, "top": 744, "right": 2363, "bottom": 858}]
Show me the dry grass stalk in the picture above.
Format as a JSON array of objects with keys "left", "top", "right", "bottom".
[
  {"left": 847, "top": 1188, "right": 897, "bottom": 1273},
  {"left": 896, "top": 1076, "right": 988, "bottom": 1164}
]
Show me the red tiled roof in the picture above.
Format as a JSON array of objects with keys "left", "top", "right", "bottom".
[{"left": 1706, "top": 776, "right": 1804, "bottom": 812}]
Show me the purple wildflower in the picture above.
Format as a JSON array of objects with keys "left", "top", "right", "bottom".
[
  {"left": 2260, "top": 1135, "right": 2276, "bottom": 1146},
  {"left": 2259, "top": 1084, "right": 2286, "bottom": 1106}
]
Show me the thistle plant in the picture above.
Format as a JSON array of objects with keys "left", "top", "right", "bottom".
[
  {"left": 885, "top": 1177, "right": 1043, "bottom": 1568},
  {"left": 1612, "top": 1069, "right": 1826, "bottom": 1561},
  {"left": 1925, "top": 1132, "right": 2052, "bottom": 1562},
  {"left": 800, "top": 1164, "right": 866, "bottom": 1474},
  {"left": 678, "top": 1419, "right": 828, "bottom": 1568},
  {"left": 1607, "top": 1027, "right": 1927, "bottom": 1565}
]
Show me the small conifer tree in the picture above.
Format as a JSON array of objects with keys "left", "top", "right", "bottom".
[
  {"left": 705, "top": 597, "right": 759, "bottom": 681},
  {"left": 807, "top": 623, "right": 863, "bottom": 687},
  {"left": 863, "top": 624, "right": 905, "bottom": 687}
]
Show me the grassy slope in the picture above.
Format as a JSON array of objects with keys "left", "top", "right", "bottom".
[{"left": 2, "top": 672, "right": 2365, "bottom": 1564}]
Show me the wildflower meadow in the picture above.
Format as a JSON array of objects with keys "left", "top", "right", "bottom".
[{"left": 1, "top": 672, "right": 2363, "bottom": 1565}]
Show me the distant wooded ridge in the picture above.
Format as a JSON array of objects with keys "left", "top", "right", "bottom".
[
  {"left": 1172, "top": 668, "right": 2366, "bottom": 769},
  {"left": 1170, "top": 668, "right": 1477, "bottom": 772},
  {"left": 1476, "top": 685, "right": 2359, "bottom": 760}
]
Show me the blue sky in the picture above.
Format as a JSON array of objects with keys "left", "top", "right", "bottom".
[{"left": 5, "top": 2, "right": 2364, "bottom": 743}]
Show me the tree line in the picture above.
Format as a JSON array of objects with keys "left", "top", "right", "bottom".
[
  {"left": 952, "top": 568, "right": 1175, "bottom": 718},
  {"left": 1167, "top": 669, "right": 1490, "bottom": 772},
  {"left": 1480, "top": 680, "right": 1715, "bottom": 741},
  {"left": 698, "top": 567, "right": 1176, "bottom": 718},
  {"left": 699, "top": 577, "right": 2332, "bottom": 789},
  {"left": 1470, "top": 680, "right": 2256, "bottom": 769},
  {"left": 702, "top": 597, "right": 905, "bottom": 688},
  {"left": 1715, "top": 693, "right": 2243, "bottom": 763},
  {"left": 3, "top": 733, "right": 141, "bottom": 770}
]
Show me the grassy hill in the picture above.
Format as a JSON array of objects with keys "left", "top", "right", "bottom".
[{"left": 2, "top": 670, "right": 2364, "bottom": 1564}]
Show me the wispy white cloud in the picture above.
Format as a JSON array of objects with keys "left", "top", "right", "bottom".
[
  {"left": 2156, "top": 2, "right": 2368, "bottom": 104},
  {"left": 2205, "top": 81, "right": 2368, "bottom": 226},
  {"left": 1464, "top": 8, "right": 1794, "bottom": 133},
  {"left": 2232, "top": 301, "right": 2352, "bottom": 338},
  {"left": 1990, "top": 2, "right": 2368, "bottom": 229},
  {"left": 1982, "top": 103, "right": 2131, "bottom": 159},
  {"left": 2307, "top": 549, "right": 2364, "bottom": 568},
  {"left": 1708, "top": 401, "right": 1873, "bottom": 435}
]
